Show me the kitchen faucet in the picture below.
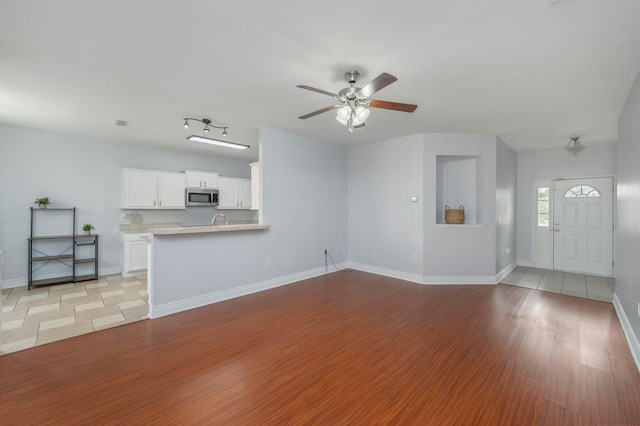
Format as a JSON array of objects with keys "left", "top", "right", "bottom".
[{"left": 211, "top": 213, "right": 228, "bottom": 226}]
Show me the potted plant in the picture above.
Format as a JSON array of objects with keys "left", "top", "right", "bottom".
[
  {"left": 82, "top": 223, "right": 94, "bottom": 235},
  {"left": 34, "top": 197, "right": 50, "bottom": 209}
]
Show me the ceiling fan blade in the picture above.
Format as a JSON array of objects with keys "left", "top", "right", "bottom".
[
  {"left": 298, "top": 104, "right": 339, "bottom": 119},
  {"left": 296, "top": 85, "right": 339, "bottom": 98},
  {"left": 369, "top": 99, "right": 417, "bottom": 113},
  {"left": 358, "top": 73, "right": 398, "bottom": 98}
]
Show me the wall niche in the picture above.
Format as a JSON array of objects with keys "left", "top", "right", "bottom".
[{"left": 435, "top": 155, "right": 482, "bottom": 225}]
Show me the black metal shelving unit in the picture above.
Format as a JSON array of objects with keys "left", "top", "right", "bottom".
[{"left": 28, "top": 207, "right": 99, "bottom": 290}]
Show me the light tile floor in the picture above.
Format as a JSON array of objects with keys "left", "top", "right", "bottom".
[
  {"left": 1, "top": 274, "right": 148, "bottom": 355},
  {"left": 501, "top": 266, "right": 614, "bottom": 302}
]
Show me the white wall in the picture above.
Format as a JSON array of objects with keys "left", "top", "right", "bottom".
[
  {"left": 260, "top": 127, "right": 348, "bottom": 274},
  {"left": 0, "top": 122, "right": 255, "bottom": 286},
  {"left": 348, "top": 134, "right": 424, "bottom": 277},
  {"left": 149, "top": 127, "right": 349, "bottom": 315},
  {"left": 616, "top": 71, "right": 640, "bottom": 357},
  {"left": 423, "top": 133, "right": 497, "bottom": 279},
  {"left": 516, "top": 144, "right": 617, "bottom": 265},
  {"left": 496, "top": 137, "right": 517, "bottom": 274},
  {"left": 348, "top": 132, "right": 506, "bottom": 283}
]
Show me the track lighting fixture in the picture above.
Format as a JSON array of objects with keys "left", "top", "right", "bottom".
[{"left": 182, "top": 117, "right": 228, "bottom": 137}]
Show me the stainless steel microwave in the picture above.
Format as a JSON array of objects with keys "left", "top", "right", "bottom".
[{"left": 186, "top": 188, "right": 219, "bottom": 207}]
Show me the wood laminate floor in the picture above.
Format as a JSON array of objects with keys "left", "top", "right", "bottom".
[{"left": 1, "top": 270, "right": 639, "bottom": 425}]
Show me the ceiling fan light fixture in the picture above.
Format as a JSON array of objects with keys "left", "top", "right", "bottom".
[
  {"left": 354, "top": 105, "right": 370, "bottom": 123},
  {"left": 336, "top": 105, "right": 351, "bottom": 121},
  {"left": 298, "top": 70, "right": 417, "bottom": 134},
  {"left": 183, "top": 119, "right": 190, "bottom": 128}
]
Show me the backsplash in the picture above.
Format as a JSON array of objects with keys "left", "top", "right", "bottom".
[{"left": 120, "top": 208, "right": 258, "bottom": 226}]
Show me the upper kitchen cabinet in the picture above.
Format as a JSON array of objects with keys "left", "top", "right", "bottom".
[
  {"left": 121, "top": 168, "right": 186, "bottom": 209},
  {"left": 250, "top": 162, "right": 260, "bottom": 210},
  {"left": 183, "top": 170, "right": 219, "bottom": 189},
  {"left": 218, "top": 176, "right": 252, "bottom": 209}
]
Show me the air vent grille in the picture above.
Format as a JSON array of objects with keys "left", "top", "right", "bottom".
[{"left": 115, "top": 120, "right": 129, "bottom": 127}]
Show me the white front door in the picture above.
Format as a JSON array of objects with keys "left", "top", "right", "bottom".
[{"left": 552, "top": 177, "right": 614, "bottom": 276}]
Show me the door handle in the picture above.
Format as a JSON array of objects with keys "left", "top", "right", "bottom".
[{"left": 555, "top": 227, "right": 560, "bottom": 232}]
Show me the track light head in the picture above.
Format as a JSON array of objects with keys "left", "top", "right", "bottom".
[{"left": 182, "top": 117, "right": 228, "bottom": 137}]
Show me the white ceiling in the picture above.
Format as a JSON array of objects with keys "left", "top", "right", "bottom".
[{"left": 1, "top": 0, "right": 639, "bottom": 161}]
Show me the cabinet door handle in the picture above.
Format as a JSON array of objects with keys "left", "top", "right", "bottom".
[
  {"left": 159, "top": 199, "right": 162, "bottom": 206},
  {"left": 154, "top": 199, "right": 156, "bottom": 207}
]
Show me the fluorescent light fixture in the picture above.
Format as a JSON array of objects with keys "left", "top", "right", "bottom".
[{"left": 187, "top": 135, "right": 249, "bottom": 150}]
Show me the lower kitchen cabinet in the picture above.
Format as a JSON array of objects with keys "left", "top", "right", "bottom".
[{"left": 121, "top": 233, "right": 151, "bottom": 277}]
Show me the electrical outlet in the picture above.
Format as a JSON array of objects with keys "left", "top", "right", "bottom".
[
  {"left": 412, "top": 254, "right": 418, "bottom": 262},
  {"left": 265, "top": 257, "right": 271, "bottom": 266},
  {"left": 505, "top": 248, "right": 511, "bottom": 257}
]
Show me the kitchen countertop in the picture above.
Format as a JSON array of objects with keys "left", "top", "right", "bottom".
[
  {"left": 120, "top": 223, "right": 181, "bottom": 234},
  {"left": 152, "top": 223, "right": 269, "bottom": 235}
]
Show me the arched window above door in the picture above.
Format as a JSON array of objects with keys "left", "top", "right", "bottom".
[{"left": 564, "top": 185, "right": 600, "bottom": 198}]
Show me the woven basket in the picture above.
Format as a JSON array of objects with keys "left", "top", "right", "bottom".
[{"left": 445, "top": 205, "right": 465, "bottom": 224}]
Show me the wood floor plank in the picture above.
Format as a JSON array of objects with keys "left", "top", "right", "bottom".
[{"left": 1, "top": 270, "right": 639, "bottom": 424}]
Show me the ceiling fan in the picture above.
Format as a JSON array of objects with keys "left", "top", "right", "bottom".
[{"left": 297, "top": 70, "right": 418, "bottom": 133}]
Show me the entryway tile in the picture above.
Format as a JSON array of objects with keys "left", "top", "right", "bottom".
[
  {"left": 1, "top": 337, "right": 37, "bottom": 353},
  {"left": 93, "top": 313, "right": 126, "bottom": 330},
  {"left": 2, "top": 319, "right": 25, "bottom": 331},
  {"left": 39, "top": 316, "right": 76, "bottom": 331},
  {"left": 501, "top": 267, "right": 613, "bottom": 303}
]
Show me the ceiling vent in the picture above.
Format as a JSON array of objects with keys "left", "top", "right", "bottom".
[{"left": 115, "top": 120, "right": 129, "bottom": 127}]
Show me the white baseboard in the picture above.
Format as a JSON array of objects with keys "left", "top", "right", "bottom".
[
  {"left": 422, "top": 275, "right": 498, "bottom": 285},
  {"left": 496, "top": 261, "right": 517, "bottom": 283},
  {"left": 347, "top": 262, "right": 501, "bottom": 285},
  {"left": 1, "top": 277, "right": 27, "bottom": 289},
  {"left": 613, "top": 293, "right": 640, "bottom": 374},
  {"left": 347, "top": 262, "right": 424, "bottom": 284},
  {"left": 149, "top": 265, "right": 346, "bottom": 319},
  {"left": 517, "top": 260, "right": 533, "bottom": 268},
  {"left": 1, "top": 266, "right": 122, "bottom": 289}
]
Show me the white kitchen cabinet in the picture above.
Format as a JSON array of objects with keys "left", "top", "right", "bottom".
[
  {"left": 183, "top": 170, "right": 219, "bottom": 189},
  {"left": 250, "top": 162, "right": 260, "bottom": 210},
  {"left": 122, "top": 168, "right": 186, "bottom": 209},
  {"left": 218, "top": 176, "right": 252, "bottom": 209},
  {"left": 121, "top": 233, "right": 151, "bottom": 277}
]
